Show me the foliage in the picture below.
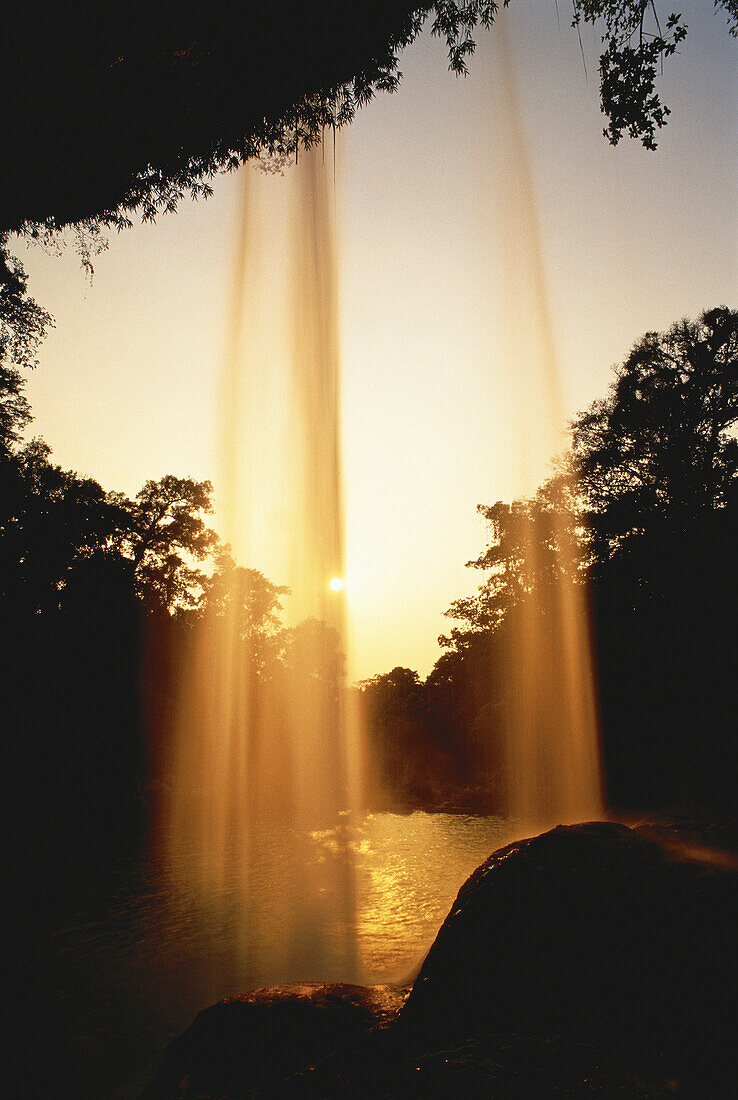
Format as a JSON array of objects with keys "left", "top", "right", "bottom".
[
  {"left": 571, "top": 307, "right": 738, "bottom": 566},
  {"left": 432, "top": 1, "right": 736, "bottom": 151},
  {"left": 0, "top": 236, "right": 221, "bottom": 618},
  {"left": 22, "top": 220, "right": 110, "bottom": 283},
  {"left": 6, "top": 1, "right": 734, "bottom": 245},
  {"left": 361, "top": 665, "right": 422, "bottom": 697},
  {"left": 0, "top": 239, "right": 54, "bottom": 453},
  {"left": 0, "top": 440, "right": 224, "bottom": 617},
  {"left": 0, "top": 363, "right": 32, "bottom": 457},
  {"left": 284, "top": 617, "right": 345, "bottom": 685},
  {"left": 430, "top": 2, "right": 507, "bottom": 73},
  {"left": 440, "top": 470, "right": 583, "bottom": 649},
  {"left": 573, "top": 2, "right": 686, "bottom": 148},
  {"left": 441, "top": 307, "right": 738, "bottom": 653},
  {"left": 118, "top": 474, "right": 219, "bottom": 611},
  {"left": 0, "top": 439, "right": 128, "bottom": 613},
  {"left": 3, "top": 304, "right": 737, "bottom": 831},
  {"left": 572, "top": 2, "right": 734, "bottom": 148},
  {"left": 201, "top": 548, "right": 289, "bottom": 672},
  {"left": 428, "top": 305, "right": 738, "bottom": 810},
  {"left": 722, "top": 0, "right": 738, "bottom": 34}
]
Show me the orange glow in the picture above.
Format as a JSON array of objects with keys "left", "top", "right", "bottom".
[
  {"left": 159, "top": 146, "right": 365, "bottom": 980},
  {"left": 20, "top": 15, "right": 736, "bottom": 683},
  {"left": 491, "top": 23, "right": 604, "bottom": 831}
]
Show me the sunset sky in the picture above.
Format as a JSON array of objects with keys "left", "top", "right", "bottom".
[{"left": 18, "top": 3, "right": 737, "bottom": 681}]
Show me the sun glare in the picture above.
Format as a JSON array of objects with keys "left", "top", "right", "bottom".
[{"left": 330, "top": 577, "right": 345, "bottom": 592}]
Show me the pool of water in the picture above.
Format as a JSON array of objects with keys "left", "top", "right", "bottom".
[{"left": 26, "top": 812, "right": 511, "bottom": 1097}]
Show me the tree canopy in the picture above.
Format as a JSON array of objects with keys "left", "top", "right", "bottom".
[
  {"left": 571, "top": 306, "right": 738, "bottom": 567},
  {"left": 439, "top": 471, "right": 583, "bottom": 650},
  {"left": 0, "top": 241, "right": 54, "bottom": 454},
  {"left": 120, "top": 474, "right": 219, "bottom": 611},
  {"left": 3, "top": 304, "right": 737, "bottom": 828},
  {"left": 2, "top": 2, "right": 736, "bottom": 237},
  {"left": 441, "top": 307, "right": 738, "bottom": 649}
]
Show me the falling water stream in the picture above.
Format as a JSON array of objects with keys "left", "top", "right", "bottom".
[
  {"left": 158, "top": 23, "right": 603, "bottom": 990},
  {"left": 162, "top": 145, "right": 362, "bottom": 984},
  {"left": 493, "top": 23, "right": 604, "bottom": 830}
]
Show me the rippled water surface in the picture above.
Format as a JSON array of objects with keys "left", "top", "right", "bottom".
[{"left": 33, "top": 812, "right": 510, "bottom": 1097}]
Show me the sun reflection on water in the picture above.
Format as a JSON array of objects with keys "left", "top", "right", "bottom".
[{"left": 308, "top": 811, "right": 511, "bottom": 982}]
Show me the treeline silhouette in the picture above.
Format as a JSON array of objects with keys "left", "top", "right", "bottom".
[
  {"left": 1, "top": 305, "right": 736, "bottom": 874},
  {"left": 0, "top": 437, "right": 355, "bottom": 868},
  {"left": 361, "top": 307, "right": 738, "bottom": 815}
]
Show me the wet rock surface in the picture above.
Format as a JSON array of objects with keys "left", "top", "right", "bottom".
[
  {"left": 144, "top": 822, "right": 738, "bottom": 1097},
  {"left": 142, "top": 983, "right": 408, "bottom": 1099},
  {"left": 401, "top": 821, "right": 738, "bottom": 1055}
]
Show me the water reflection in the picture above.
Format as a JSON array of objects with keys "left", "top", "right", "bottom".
[
  {"left": 156, "top": 811, "right": 510, "bottom": 990},
  {"left": 38, "top": 812, "right": 509, "bottom": 1096}
]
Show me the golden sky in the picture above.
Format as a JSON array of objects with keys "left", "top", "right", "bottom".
[{"left": 19, "top": 4, "right": 738, "bottom": 681}]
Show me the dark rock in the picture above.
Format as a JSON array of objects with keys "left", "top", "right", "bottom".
[
  {"left": 399, "top": 821, "right": 738, "bottom": 1084},
  {"left": 142, "top": 982, "right": 408, "bottom": 1099}
]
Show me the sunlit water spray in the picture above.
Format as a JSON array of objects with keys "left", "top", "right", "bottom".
[
  {"left": 490, "top": 20, "right": 604, "bottom": 831},
  {"left": 159, "top": 146, "right": 363, "bottom": 986},
  {"left": 156, "top": 22, "right": 603, "bottom": 999}
]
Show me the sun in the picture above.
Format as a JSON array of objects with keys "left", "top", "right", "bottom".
[{"left": 329, "top": 577, "right": 344, "bottom": 592}]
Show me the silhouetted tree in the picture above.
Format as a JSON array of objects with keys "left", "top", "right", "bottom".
[
  {"left": 573, "top": 1, "right": 688, "bottom": 149},
  {"left": 4, "top": 1, "right": 734, "bottom": 239},
  {"left": 430, "top": 306, "right": 738, "bottom": 812},
  {"left": 440, "top": 471, "right": 583, "bottom": 651},
  {"left": 0, "top": 240, "right": 53, "bottom": 454},
  {"left": 360, "top": 666, "right": 423, "bottom": 751},
  {"left": 360, "top": 666, "right": 442, "bottom": 802},
  {"left": 119, "top": 474, "right": 218, "bottom": 611},
  {"left": 564, "top": 307, "right": 738, "bottom": 807},
  {"left": 200, "top": 547, "right": 289, "bottom": 674},
  {"left": 571, "top": 307, "right": 738, "bottom": 578},
  {"left": 284, "top": 617, "right": 345, "bottom": 686},
  {"left": 0, "top": 438, "right": 129, "bottom": 614}
]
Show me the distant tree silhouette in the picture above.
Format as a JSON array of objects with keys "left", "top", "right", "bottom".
[
  {"left": 200, "top": 547, "right": 289, "bottom": 674},
  {"left": 440, "top": 471, "right": 583, "bottom": 651},
  {"left": 571, "top": 307, "right": 738, "bottom": 578},
  {"left": 119, "top": 474, "right": 219, "bottom": 611},
  {"left": 433, "top": 306, "right": 738, "bottom": 811},
  {"left": 284, "top": 617, "right": 345, "bottom": 686},
  {"left": 360, "top": 666, "right": 423, "bottom": 752},
  {"left": 359, "top": 665, "right": 458, "bottom": 805},
  {"left": 0, "top": 438, "right": 128, "bottom": 614},
  {"left": 0, "top": 240, "right": 53, "bottom": 454}
]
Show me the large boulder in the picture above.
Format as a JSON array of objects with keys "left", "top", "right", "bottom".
[{"left": 399, "top": 821, "right": 738, "bottom": 1083}]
